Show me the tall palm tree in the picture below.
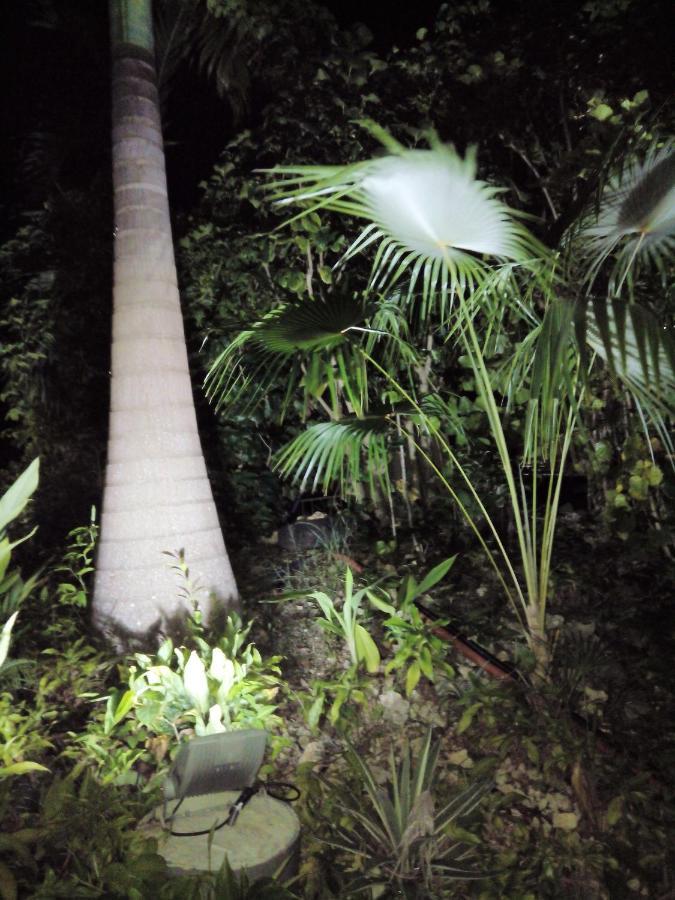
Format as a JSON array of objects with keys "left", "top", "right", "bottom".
[{"left": 92, "top": 0, "right": 238, "bottom": 643}]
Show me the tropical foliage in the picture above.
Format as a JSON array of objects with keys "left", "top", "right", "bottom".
[
  {"left": 205, "top": 124, "right": 671, "bottom": 676},
  {"left": 0, "top": 0, "right": 672, "bottom": 896}
]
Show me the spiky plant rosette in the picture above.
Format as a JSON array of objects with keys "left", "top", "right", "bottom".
[
  {"left": 580, "top": 141, "right": 675, "bottom": 294},
  {"left": 262, "top": 124, "right": 546, "bottom": 324}
]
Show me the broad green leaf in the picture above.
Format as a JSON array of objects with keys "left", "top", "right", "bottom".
[
  {"left": 419, "top": 646, "right": 434, "bottom": 681},
  {"left": 344, "top": 565, "right": 354, "bottom": 605},
  {"left": 405, "top": 660, "right": 421, "bottom": 696},
  {"left": 183, "top": 651, "right": 210, "bottom": 714},
  {"left": 403, "top": 575, "right": 418, "bottom": 605},
  {"left": 590, "top": 103, "right": 613, "bottom": 121},
  {"left": 355, "top": 623, "right": 380, "bottom": 673},
  {"left": 307, "top": 694, "right": 324, "bottom": 731},
  {"left": 310, "top": 591, "right": 336, "bottom": 624},
  {"left": 206, "top": 703, "right": 226, "bottom": 733},
  {"left": 215, "top": 671, "right": 236, "bottom": 710},
  {"left": 416, "top": 555, "right": 458, "bottom": 596},
  {"left": 104, "top": 688, "right": 136, "bottom": 733},
  {"left": 0, "top": 761, "right": 49, "bottom": 778},
  {"left": 156, "top": 638, "right": 173, "bottom": 665},
  {"left": 457, "top": 702, "right": 482, "bottom": 735},
  {"left": 329, "top": 690, "right": 347, "bottom": 724},
  {"left": 366, "top": 589, "right": 396, "bottom": 615},
  {"left": 0, "top": 611, "right": 18, "bottom": 670},
  {"left": 0, "top": 538, "right": 11, "bottom": 583},
  {"left": 0, "top": 458, "right": 39, "bottom": 534}
]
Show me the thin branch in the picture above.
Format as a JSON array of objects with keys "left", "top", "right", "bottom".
[{"left": 503, "top": 139, "right": 558, "bottom": 221}]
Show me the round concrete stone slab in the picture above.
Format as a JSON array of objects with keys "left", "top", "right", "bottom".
[{"left": 144, "top": 790, "right": 300, "bottom": 882}]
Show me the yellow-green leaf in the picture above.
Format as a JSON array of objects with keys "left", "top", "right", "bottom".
[
  {"left": 355, "top": 624, "right": 380, "bottom": 673},
  {"left": 457, "top": 702, "right": 482, "bottom": 735},
  {"left": 0, "top": 761, "right": 49, "bottom": 778},
  {"left": 552, "top": 812, "right": 578, "bottom": 830},
  {"left": 405, "top": 660, "right": 421, "bottom": 696},
  {"left": 0, "top": 458, "right": 39, "bottom": 534},
  {"left": 590, "top": 103, "right": 613, "bottom": 121},
  {"left": 606, "top": 796, "right": 623, "bottom": 827}
]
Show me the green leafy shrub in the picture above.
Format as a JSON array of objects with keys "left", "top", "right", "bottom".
[
  {"left": 0, "top": 459, "right": 50, "bottom": 783},
  {"left": 371, "top": 557, "right": 458, "bottom": 696},
  {"left": 307, "top": 567, "right": 381, "bottom": 675},
  {"left": 22, "top": 768, "right": 168, "bottom": 899},
  {"left": 105, "top": 612, "right": 282, "bottom": 743},
  {"left": 52, "top": 509, "right": 98, "bottom": 610}
]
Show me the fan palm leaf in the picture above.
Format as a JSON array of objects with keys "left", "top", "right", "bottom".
[
  {"left": 503, "top": 295, "right": 674, "bottom": 460},
  {"left": 262, "top": 126, "right": 547, "bottom": 327},
  {"left": 260, "top": 124, "right": 672, "bottom": 675},
  {"left": 205, "top": 294, "right": 372, "bottom": 419},
  {"left": 584, "top": 302, "right": 675, "bottom": 455},
  {"left": 568, "top": 141, "right": 675, "bottom": 440},
  {"left": 273, "top": 409, "right": 407, "bottom": 498},
  {"left": 580, "top": 141, "right": 675, "bottom": 295}
]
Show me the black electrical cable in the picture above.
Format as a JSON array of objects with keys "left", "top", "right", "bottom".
[
  {"left": 264, "top": 781, "right": 301, "bottom": 803},
  {"left": 165, "top": 781, "right": 300, "bottom": 838}
]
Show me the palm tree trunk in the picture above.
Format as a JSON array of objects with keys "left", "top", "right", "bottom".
[{"left": 93, "top": 0, "right": 237, "bottom": 643}]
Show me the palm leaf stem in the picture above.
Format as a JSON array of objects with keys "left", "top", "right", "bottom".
[
  {"left": 455, "top": 311, "right": 537, "bottom": 610},
  {"left": 361, "top": 351, "right": 526, "bottom": 629},
  {"left": 450, "top": 277, "right": 580, "bottom": 655}
]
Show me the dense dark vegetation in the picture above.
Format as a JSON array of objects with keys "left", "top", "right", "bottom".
[{"left": 0, "top": 0, "right": 673, "bottom": 897}]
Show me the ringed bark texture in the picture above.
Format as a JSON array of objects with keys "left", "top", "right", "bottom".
[{"left": 93, "top": 7, "right": 238, "bottom": 642}]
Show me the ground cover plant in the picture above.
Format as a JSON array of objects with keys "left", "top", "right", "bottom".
[{"left": 0, "top": 0, "right": 673, "bottom": 897}]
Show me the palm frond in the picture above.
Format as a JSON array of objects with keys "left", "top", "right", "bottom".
[
  {"left": 503, "top": 295, "right": 674, "bottom": 461},
  {"left": 273, "top": 407, "right": 413, "bottom": 498},
  {"left": 153, "top": 0, "right": 197, "bottom": 101},
  {"left": 153, "top": 0, "right": 251, "bottom": 120},
  {"left": 418, "top": 393, "right": 469, "bottom": 447},
  {"left": 579, "top": 141, "right": 675, "bottom": 295},
  {"left": 261, "top": 127, "right": 548, "bottom": 327},
  {"left": 190, "top": 7, "right": 251, "bottom": 119},
  {"left": 205, "top": 294, "right": 371, "bottom": 419},
  {"left": 583, "top": 301, "right": 675, "bottom": 454}
]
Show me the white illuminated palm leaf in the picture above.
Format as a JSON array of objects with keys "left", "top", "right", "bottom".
[
  {"left": 582, "top": 142, "right": 675, "bottom": 293},
  {"left": 264, "top": 132, "right": 545, "bottom": 324}
]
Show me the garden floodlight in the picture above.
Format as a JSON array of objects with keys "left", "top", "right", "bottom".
[
  {"left": 144, "top": 728, "right": 301, "bottom": 881},
  {"left": 163, "top": 729, "right": 267, "bottom": 802}
]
